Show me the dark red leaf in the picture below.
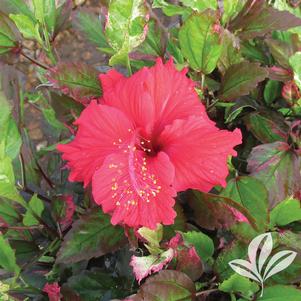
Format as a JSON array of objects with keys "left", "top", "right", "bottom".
[
  {"left": 219, "top": 62, "right": 268, "bottom": 101},
  {"left": 244, "top": 110, "right": 289, "bottom": 143},
  {"left": 56, "top": 209, "right": 127, "bottom": 264},
  {"left": 229, "top": 0, "right": 301, "bottom": 40},
  {"left": 133, "top": 270, "right": 196, "bottom": 301},
  {"left": 187, "top": 191, "right": 256, "bottom": 231},
  {"left": 248, "top": 142, "right": 301, "bottom": 208},
  {"left": 47, "top": 63, "right": 102, "bottom": 104},
  {"left": 266, "top": 38, "right": 296, "bottom": 69}
]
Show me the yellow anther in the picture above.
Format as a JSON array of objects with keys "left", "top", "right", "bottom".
[{"left": 111, "top": 183, "right": 118, "bottom": 190}]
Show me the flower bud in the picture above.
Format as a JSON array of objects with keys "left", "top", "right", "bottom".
[{"left": 282, "top": 81, "right": 300, "bottom": 105}]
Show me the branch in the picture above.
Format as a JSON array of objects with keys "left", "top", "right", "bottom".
[
  {"left": 196, "top": 288, "right": 219, "bottom": 297},
  {"left": 20, "top": 51, "right": 49, "bottom": 70}
]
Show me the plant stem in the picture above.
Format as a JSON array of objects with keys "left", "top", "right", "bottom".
[
  {"left": 0, "top": 225, "right": 44, "bottom": 231},
  {"left": 126, "top": 56, "right": 132, "bottom": 76},
  {"left": 145, "top": 1, "right": 169, "bottom": 39},
  {"left": 19, "top": 153, "right": 26, "bottom": 189},
  {"left": 196, "top": 288, "right": 219, "bottom": 297},
  {"left": 19, "top": 88, "right": 25, "bottom": 128},
  {"left": 42, "top": 22, "right": 56, "bottom": 64},
  {"left": 260, "top": 282, "right": 264, "bottom": 298},
  {"left": 20, "top": 51, "right": 49, "bottom": 70},
  {"left": 201, "top": 73, "right": 205, "bottom": 90},
  {"left": 21, "top": 187, "right": 52, "bottom": 204}
]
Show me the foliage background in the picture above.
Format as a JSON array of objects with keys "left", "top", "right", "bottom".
[{"left": 0, "top": 0, "right": 301, "bottom": 300}]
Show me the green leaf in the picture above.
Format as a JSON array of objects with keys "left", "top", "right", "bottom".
[
  {"left": 181, "top": 0, "right": 217, "bottom": 12},
  {"left": 0, "top": 0, "right": 34, "bottom": 20},
  {"left": 229, "top": 0, "right": 301, "bottom": 40},
  {"left": 0, "top": 156, "right": 24, "bottom": 206},
  {"left": 134, "top": 270, "right": 196, "bottom": 301},
  {"left": 0, "top": 78, "right": 12, "bottom": 127},
  {"left": 56, "top": 209, "right": 127, "bottom": 264},
  {"left": 53, "top": 0, "right": 72, "bottom": 37},
  {"left": 153, "top": 0, "right": 216, "bottom": 17},
  {"left": 221, "top": 176, "right": 269, "bottom": 232},
  {"left": 64, "top": 269, "right": 128, "bottom": 301},
  {"left": 181, "top": 231, "right": 214, "bottom": 262},
  {"left": 47, "top": 62, "right": 102, "bottom": 103},
  {"left": 11, "top": 240, "right": 39, "bottom": 265},
  {"left": 214, "top": 240, "right": 247, "bottom": 280},
  {"left": 105, "top": 0, "right": 148, "bottom": 66},
  {"left": 266, "top": 38, "right": 296, "bottom": 69},
  {"left": 42, "top": 107, "right": 65, "bottom": 131},
  {"left": 270, "top": 197, "right": 301, "bottom": 227},
  {"left": 219, "top": 62, "right": 268, "bottom": 101},
  {"left": 174, "top": 244, "right": 203, "bottom": 282},
  {"left": 289, "top": 51, "right": 301, "bottom": 90},
  {"left": 131, "top": 248, "right": 174, "bottom": 283},
  {"left": 152, "top": 0, "right": 191, "bottom": 17},
  {"left": 219, "top": 274, "right": 259, "bottom": 299},
  {"left": 138, "top": 224, "right": 163, "bottom": 252},
  {"left": 73, "top": 10, "right": 111, "bottom": 51},
  {"left": 264, "top": 80, "right": 282, "bottom": 105},
  {"left": 9, "top": 14, "right": 42, "bottom": 44},
  {"left": 138, "top": 20, "right": 163, "bottom": 57},
  {"left": 244, "top": 110, "right": 289, "bottom": 143},
  {"left": 0, "top": 234, "right": 20, "bottom": 274},
  {"left": 45, "top": 0, "right": 57, "bottom": 34},
  {"left": 164, "top": 203, "right": 187, "bottom": 240},
  {"left": 0, "top": 199, "right": 19, "bottom": 225},
  {"left": 277, "top": 231, "right": 301, "bottom": 253},
  {"left": 187, "top": 191, "right": 256, "bottom": 231},
  {"left": 0, "top": 13, "right": 18, "bottom": 55},
  {"left": 273, "top": 0, "right": 301, "bottom": 12},
  {"left": 241, "top": 40, "right": 269, "bottom": 64},
  {"left": 23, "top": 194, "right": 44, "bottom": 226},
  {"left": 179, "top": 10, "right": 223, "bottom": 74},
  {"left": 167, "top": 39, "right": 185, "bottom": 65},
  {"left": 248, "top": 142, "right": 301, "bottom": 208},
  {"left": 258, "top": 285, "right": 301, "bottom": 301},
  {"left": 1, "top": 118, "right": 22, "bottom": 160},
  {"left": 0, "top": 86, "right": 21, "bottom": 160},
  {"left": 218, "top": 30, "right": 243, "bottom": 74},
  {"left": 222, "top": 0, "right": 246, "bottom": 24},
  {"left": 224, "top": 97, "right": 257, "bottom": 123},
  {"left": 32, "top": 0, "right": 45, "bottom": 23},
  {"left": 32, "top": 0, "right": 57, "bottom": 35}
]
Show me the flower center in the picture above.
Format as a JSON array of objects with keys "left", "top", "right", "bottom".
[{"left": 138, "top": 137, "right": 161, "bottom": 157}]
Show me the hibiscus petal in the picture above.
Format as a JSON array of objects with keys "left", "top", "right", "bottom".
[
  {"left": 99, "top": 69, "right": 125, "bottom": 96},
  {"left": 159, "top": 116, "right": 242, "bottom": 192},
  {"left": 100, "top": 67, "right": 155, "bottom": 131},
  {"left": 148, "top": 58, "right": 209, "bottom": 132},
  {"left": 99, "top": 58, "right": 209, "bottom": 134},
  {"left": 57, "top": 101, "right": 134, "bottom": 187},
  {"left": 92, "top": 149, "right": 177, "bottom": 229}
]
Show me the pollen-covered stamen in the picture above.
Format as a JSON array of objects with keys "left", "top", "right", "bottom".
[
  {"left": 108, "top": 161, "right": 134, "bottom": 208},
  {"left": 127, "top": 133, "right": 162, "bottom": 204},
  {"left": 139, "top": 138, "right": 152, "bottom": 154},
  {"left": 135, "top": 132, "right": 160, "bottom": 156},
  {"left": 112, "top": 137, "right": 128, "bottom": 150},
  {"left": 106, "top": 132, "right": 162, "bottom": 210}
]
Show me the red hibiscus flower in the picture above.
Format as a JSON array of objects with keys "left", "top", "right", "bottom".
[{"left": 57, "top": 58, "right": 242, "bottom": 229}]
